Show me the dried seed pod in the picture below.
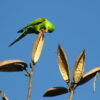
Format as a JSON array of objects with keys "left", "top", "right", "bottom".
[
  {"left": 78, "top": 67, "right": 100, "bottom": 85},
  {"left": 93, "top": 72, "right": 98, "bottom": 92},
  {"left": 0, "top": 60, "right": 27, "bottom": 72},
  {"left": 0, "top": 90, "right": 9, "bottom": 100},
  {"left": 58, "top": 45, "right": 70, "bottom": 83},
  {"left": 43, "top": 87, "right": 69, "bottom": 97},
  {"left": 73, "top": 49, "right": 85, "bottom": 83},
  {"left": 31, "top": 32, "right": 44, "bottom": 64}
]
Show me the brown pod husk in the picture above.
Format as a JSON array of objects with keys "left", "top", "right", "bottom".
[
  {"left": 0, "top": 60, "right": 27, "bottom": 72},
  {"left": 43, "top": 87, "right": 69, "bottom": 97},
  {"left": 0, "top": 90, "right": 9, "bottom": 100},
  {"left": 31, "top": 32, "right": 44, "bottom": 64},
  {"left": 57, "top": 45, "right": 70, "bottom": 82},
  {"left": 73, "top": 49, "right": 85, "bottom": 83},
  {"left": 78, "top": 67, "right": 100, "bottom": 85}
]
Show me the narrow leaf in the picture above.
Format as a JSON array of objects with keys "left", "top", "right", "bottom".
[
  {"left": 73, "top": 49, "right": 85, "bottom": 83},
  {"left": 0, "top": 60, "right": 27, "bottom": 72},
  {"left": 58, "top": 45, "right": 70, "bottom": 82},
  {"left": 78, "top": 67, "right": 100, "bottom": 85},
  {"left": 31, "top": 32, "right": 44, "bottom": 64},
  {"left": 43, "top": 87, "right": 69, "bottom": 97}
]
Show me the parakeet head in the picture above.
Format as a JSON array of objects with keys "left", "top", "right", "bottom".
[
  {"left": 48, "top": 23, "right": 55, "bottom": 33},
  {"left": 43, "top": 19, "right": 55, "bottom": 33},
  {"left": 37, "top": 17, "right": 55, "bottom": 33}
]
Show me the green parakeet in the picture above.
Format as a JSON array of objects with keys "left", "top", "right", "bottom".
[{"left": 9, "top": 17, "right": 55, "bottom": 47}]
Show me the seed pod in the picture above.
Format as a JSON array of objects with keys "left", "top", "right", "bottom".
[
  {"left": 93, "top": 72, "right": 98, "bottom": 92},
  {"left": 78, "top": 67, "right": 100, "bottom": 85},
  {"left": 31, "top": 32, "right": 44, "bottom": 64},
  {"left": 43, "top": 87, "right": 69, "bottom": 97},
  {"left": 58, "top": 45, "right": 70, "bottom": 83},
  {"left": 0, "top": 90, "right": 9, "bottom": 100},
  {"left": 0, "top": 60, "right": 27, "bottom": 72},
  {"left": 73, "top": 49, "right": 85, "bottom": 83}
]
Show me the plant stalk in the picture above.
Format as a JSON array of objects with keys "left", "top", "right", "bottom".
[
  {"left": 27, "top": 64, "right": 34, "bottom": 100},
  {"left": 69, "top": 90, "right": 74, "bottom": 100}
]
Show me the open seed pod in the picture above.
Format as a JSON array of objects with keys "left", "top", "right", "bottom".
[
  {"left": 31, "top": 32, "right": 44, "bottom": 65},
  {"left": 58, "top": 45, "right": 70, "bottom": 83},
  {"left": 0, "top": 60, "right": 27, "bottom": 72},
  {"left": 73, "top": 49, "right": 85, "bottom": 83},
  {"left": 0, "top": 90, "right": 9, "bottom": 100},
  {"left": 78, "top": 67, "right": 100, "bottom": 85},
  {"left": 43, "top": 87, "right": 69, "bottom": 97}
]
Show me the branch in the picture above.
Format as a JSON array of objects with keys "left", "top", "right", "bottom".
[
  {"left": 27, "top": 63, "right": 34, "bottom": 100},
  {"left": 69, "top": 90, "right": 74, "bottom": 100}
]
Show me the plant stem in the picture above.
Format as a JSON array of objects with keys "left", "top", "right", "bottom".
[
  {"left": 69, "top": 90, "right": 74, "bottom": 100},
  {"left": 27, "top": 64, "right": 34, "bottom": 100}
]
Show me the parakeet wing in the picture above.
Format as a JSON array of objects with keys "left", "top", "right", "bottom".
[{"left": 18, "top": 17, "right": 46, "bottom": 33}]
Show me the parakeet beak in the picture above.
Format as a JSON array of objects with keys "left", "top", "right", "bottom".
[{"left": 40, "top": 29, "right": 48, "bottom": 33}]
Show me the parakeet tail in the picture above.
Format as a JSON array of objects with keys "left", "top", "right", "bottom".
[
  {"left": 17, "top": 27, "right": 26, "bottom": 33},
  {"left": 9, "top": 33, "right": 26, "bottom": 47},
  {"left": 17, "top": 29, "right": 23, "bottom": 33}
]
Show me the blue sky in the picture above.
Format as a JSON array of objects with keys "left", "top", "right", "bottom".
[{"left": 0, "top": 0, "right": 100, "bottom": 100}]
